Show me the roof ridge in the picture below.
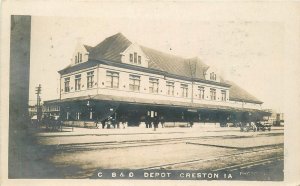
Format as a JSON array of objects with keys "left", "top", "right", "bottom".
[
  {"left": 93, "top": 32, "right": 132, "bottom": 48},
  {"left": 88, "top": 32, "right": 132, "bottom": 62},
  {"left": 140, "top": 45, "right": 187, "bottom": 60}
]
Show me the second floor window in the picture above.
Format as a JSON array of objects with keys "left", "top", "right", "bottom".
[
  {"left": 149, "top": 78, "right": 159, "bottom": 93},
  {"left": 221, "top": 90, "right": 226, "bottom": 101},
  {"left": 138, "top": 56, "right": 141, "bottom": 64},
  {"left": 180, "top": 84, "right": 188, "bottom": 98},
  {"left": 75, "top": 74, "right": 81, "bottom": 91},
  {"left": 87, "top": 71, "right": 94, "bottom": 89},
  {"left": 166, "top": 81, "right": 174, "bottom": 96},
  {"left": 64, "top": 77, "right": 70, "bottom": 92},
  {"left": 106, "top": 71, "right": 119, "bottom": 88},
  {"left": 210, "top": 88, "right": 216, "bottom": 100},
  {"left": 129, "top": 75, "right": 140, "bottom": 91},
  {"left": 198, "top": 86, "right": 205, "bottom": 99}
]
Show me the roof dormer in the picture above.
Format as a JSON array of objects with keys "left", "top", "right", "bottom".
[
  {"left": 204, "top": 67, "right": 221, "bottom": 82},
  {"left": 120, "top": 43, "right": 149, "bottom": 68},
  {"left": 71, "top": 40, "right": 91, "bottom": 65}
]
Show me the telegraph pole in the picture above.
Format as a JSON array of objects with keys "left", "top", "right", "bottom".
[{"left": 35, "top": 84, "right": 42, "bottom": 125}]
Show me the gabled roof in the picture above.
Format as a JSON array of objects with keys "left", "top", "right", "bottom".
[
  {"left": 60, "top": 32, "right": 262, "bottom": 104},
  {"left": 86, "top": 33, "right": 210, "bottom": 80},
  {"left": 140, "top": 46, "right": 209, "bottom": 79},
  {"left": 89, "top": 33, "right": 132, "bottom": 62},
  {"left": 83, "top": 45, "right": 93, "bottom": 53}
]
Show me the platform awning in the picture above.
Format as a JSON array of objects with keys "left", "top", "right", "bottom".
[{"left": 57, "top": 94, "right": 269, "bottom": 114}]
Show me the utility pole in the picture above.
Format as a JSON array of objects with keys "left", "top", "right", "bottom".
[{"left": 35, "top": 84, "right": 42, "bottom": 125}]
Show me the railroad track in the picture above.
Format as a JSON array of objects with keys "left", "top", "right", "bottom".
[
  {"left": 54, "top": 135, "right": 225, "bottom": 152},
  {"left": 213, "top": 155, "right": 284, "bottom": 171},
  {"left": 141, "top": 145, "right": 283, "bottom": 170},
  {"left": 55, "top": 134, "right": 283, "bottom": 153}
]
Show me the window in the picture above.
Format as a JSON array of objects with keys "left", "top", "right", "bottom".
[
  {"left": 75, "top": 53, "right": 83, "bottom": 64},
  {"left": 89, "top": 112, "right": 93, "bottom": 120},
  {"left": 210, "top": 88, "right": 216, "bottom": 100},
  {"left": 129, "top": 75, "right": 140, "bottom": 91},
  {"left": 79, "top": 53, "right": 82, "bottom": 62},
  {"left": 210, "top": 72, "right": 216, "bottom": 81},
  {"left": 75, "top": 56, "right": 78, "bottom": 64},
  {"left": 180, "top": 84, "right": 188, "bottom": 97},
  {"left": 149, "top": 78, "right": 159, "bottom": 93},
  {"left": 106, "top": 71, "right": 119, "bottom": 88},
  {"left": 75, "top": 52, "right": 83, "bottom": 64},
  {"left": 75, "top": 112, "right": 80, "bottom": 120},
  {"left": 221, "top": 90, "right": 226, "bottom": 101},
  {"left": 130, "top": 54, "right": 133, "bottom": 63},
  {"left": 66, "top": 112, "right": 70, "bottom": 120},
  {"left": 87, "top": 71, "right": 94, "bottom": 89},
  {"left": 64, "top": 77, "right": 70, "bottom": 92},
  {"left": 147, "top": 110, "right": 157, "bottom": 118},
  {"left": 138, "top": 56, "right": 141, "bottom": 64},
  {"left": 166, "top": 81, "right": 174, "bottom": 96},
  {"left": 75, "top": 74, "right": 81, "bottom": 91},
  {"left": 198, "top": 86, "right": 205, "bottom": 99},
  {"left": 134, "top": 52, "right": 137, "bottom": 63}
]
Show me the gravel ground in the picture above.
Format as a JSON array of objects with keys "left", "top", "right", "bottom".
[{"left": 10, "top": 126, "right": 284, "bottom": 179}]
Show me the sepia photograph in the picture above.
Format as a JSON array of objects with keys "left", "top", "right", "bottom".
[{"left": 1, "top": 1, "right": 300, "bottom": 185}]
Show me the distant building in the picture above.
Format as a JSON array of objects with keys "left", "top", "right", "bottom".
[
  {"left": 43, "top": 99, "right": 60, "bottom": 117},
  {"left": 267, "top": 111, "right": 284, "bottom": 126},
  {"left": 28, "top": 105, "right": 37, "bottom": 118},
  {"left": 45, "top": 33, "right": 270, "bottom": 127}
]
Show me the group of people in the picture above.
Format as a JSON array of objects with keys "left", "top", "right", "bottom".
[
  {"left": 144, "top": 115, "right": 166, "bottom": 130},
  {"left": 95, "top": 116, "right": 126, "bottom": 129}
]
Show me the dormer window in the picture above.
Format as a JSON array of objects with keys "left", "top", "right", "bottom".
[
  {"left": 79, "top": 53, "right": 82, "bottom": 62},
  {"left": 75, "top": 56, "right": 78, "bottom": 64},
  {"left": 75, "top": 52, "right": 83, "bottom": 64},
  {"left": 128, "top": 52, "right": 142, "bottom": 65},
  {"left": 122, "top": 43, "right": 149, "bottom": 67},
  {"left": 130, "top": 54, "right": 133, "bottom": 63},
  {"left": 134, "top": 52, "right": 137, "bottom": 63},
  {"left": 210, "top": 72, "right": 217, "bottom": 81}
]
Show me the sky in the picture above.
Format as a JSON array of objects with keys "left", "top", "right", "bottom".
[{"left": 29, "top": 15, "right": 284, "bottom": 112}]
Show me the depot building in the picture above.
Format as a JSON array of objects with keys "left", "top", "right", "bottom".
[{"left": 44, "top": 33, "right": 270, "bottom": 128}]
